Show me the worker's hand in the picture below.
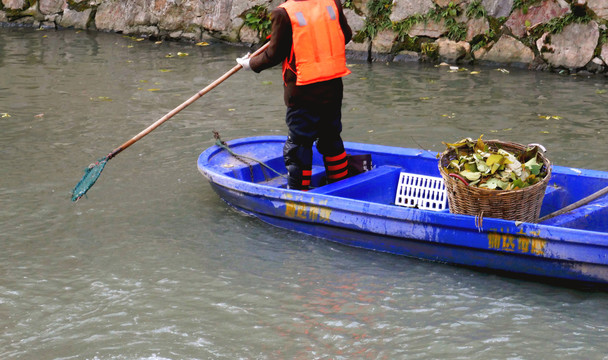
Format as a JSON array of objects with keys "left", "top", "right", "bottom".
[{"left": 236, "top": 54, "right": 251, "bottom": 70}]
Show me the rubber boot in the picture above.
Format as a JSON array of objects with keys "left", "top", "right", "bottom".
[{"left": 324, "top": 151, "right": 349, "bottom": 184}]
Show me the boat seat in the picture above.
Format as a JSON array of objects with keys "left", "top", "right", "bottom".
[
  {"left": 540, "top": 195, "right": 608, "bottom": 231},
  {"left": 309, "top": 165, "right": 403, "bottom": 204}
]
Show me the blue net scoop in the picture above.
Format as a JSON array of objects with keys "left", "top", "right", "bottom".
[{"left": 71, "top": 158, "right": 108, "bottom": 201}]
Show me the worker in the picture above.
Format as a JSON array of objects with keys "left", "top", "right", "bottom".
[{"left": 237, "top": 0, "right": 352, "bottom": 190}]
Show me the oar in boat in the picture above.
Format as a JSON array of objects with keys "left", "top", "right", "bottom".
[
  {"left": 537, "top": 185, "right": 608, "bottom": 223},
  {"left": 71, "top": 42, "right": 270, "bottom": 202}
]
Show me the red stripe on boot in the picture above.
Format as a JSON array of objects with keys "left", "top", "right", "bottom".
[
  {"left": 328, "top": 169, "right": 348, "bottom": 180},
  {"left": 324, "top": 152, "right": 347, "bottom": 162},
  {"left": 327, "top": 162, "right": 348, "bottom": 172},
  {"left": 301, "top": 169, "right": 312, "bottom": 190}
]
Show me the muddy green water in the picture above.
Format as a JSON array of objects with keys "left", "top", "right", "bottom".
[{"left": 1, "top": 27, "right": 607, "bottom": 360}]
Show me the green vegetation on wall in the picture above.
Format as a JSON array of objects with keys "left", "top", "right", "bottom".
[
  {"left": 469, "top": 16, "right": 505, "bottom": 52},
  {"left": 540, "top": 12, "right": 592, "bottom": 34},
  {"left": 420, "top": 42, "right": 439, "bottom": 60},
  {"left": 243, "top": 5, "right": 272, "bottom": 39},
  {"left": 428, "top": 2, "right": 467, "bottom": 41},
  {"left": 525, "top": 8, "right": 593, "bottom": 51},
  {"left": 391, "top": 1, "right": 468, "bottom": 46},
  {"left": 512, "top": 0, "right": 543, "bottom": 13},
  {"left": 1, "top": 0, "right": 37, "bottom": 16},
  {"left": 67, "top": 0, "right": 93, "bottom": 12},
  {"left": 353, "top": 0, "right": 392, "bottom": 42},
  {"left": 465, "top": 0, "right": 486, "bottom": 19},
  {"left": 393, "top": 14, "right": 424, "bottom": 41},
  {"left": 470, "top": 28, "right": 498, "bottom": 52},
  {"left": 428, "top": 1, "right": 461, "bottom": 21},
  {"left": 600, "top": 27, "right": 607, "bottom": 46}
]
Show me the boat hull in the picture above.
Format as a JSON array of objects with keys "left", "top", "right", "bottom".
[{"left": 200, "top": 136, "right": 608, "bottom": 288}]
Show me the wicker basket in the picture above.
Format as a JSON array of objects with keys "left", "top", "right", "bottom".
[{"left": 438, "top": 140, "right": 552, "bottom": 222}]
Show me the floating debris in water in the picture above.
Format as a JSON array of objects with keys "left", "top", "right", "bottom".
[
  {"left": 90, "top": 96, "right": 112, "bottom": 101},
  {"left": 538, "top": 114, "right": 562, "bottom": 120}
]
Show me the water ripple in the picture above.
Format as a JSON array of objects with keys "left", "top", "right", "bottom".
[{"left": 2, "top": 27, "right": 608, "bottom": 360}]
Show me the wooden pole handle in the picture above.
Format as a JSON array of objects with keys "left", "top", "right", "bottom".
[{"left": 107, "top": 42, "right": 271, "bottom": 159}]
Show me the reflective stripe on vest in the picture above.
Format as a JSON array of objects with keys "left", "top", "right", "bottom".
[{"left": 279, "top": 0, "right": 351, "bottom": 86}]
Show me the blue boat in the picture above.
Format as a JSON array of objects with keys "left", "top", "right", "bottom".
[{"left": 198, "top": 135, "right": 608, "bottom": 288}]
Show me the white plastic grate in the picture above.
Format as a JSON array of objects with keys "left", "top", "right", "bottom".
[{"left": 395, "top": 172, "right": 448, "bottom": 211}]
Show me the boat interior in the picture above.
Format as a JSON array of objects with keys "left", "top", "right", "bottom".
[{"left": 213, "top": 147, "right": 608, "bottom": 233}]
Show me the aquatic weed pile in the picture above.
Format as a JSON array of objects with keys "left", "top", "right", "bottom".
[{"left": 441, "top": 136, "right": 548, "bottom": 190}]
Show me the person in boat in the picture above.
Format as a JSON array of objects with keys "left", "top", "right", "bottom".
[{"left": 237, "top": 0, "right": 352, "bottom": 191}]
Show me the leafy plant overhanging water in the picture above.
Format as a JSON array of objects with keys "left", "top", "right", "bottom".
[{"left": 441, "top": 136, "right": 548, "bottom": 190}]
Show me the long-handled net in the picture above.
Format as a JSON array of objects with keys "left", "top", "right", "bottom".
[{"left": 69, "top": 42, "right": 271, "bottom": 202}]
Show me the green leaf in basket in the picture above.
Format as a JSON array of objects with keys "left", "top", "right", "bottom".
[
  {"left": 474, "top": 134, "right": 486, "bottom": 152},
  {"left": 475, "top": 159, "right": 491, "bottom": 174},
  {"left": 524, "top": 156, "right": 541, "bottom": 175},
  {"left": 442, "top": 139, "right": 472, "bottom": 149},
  {"left": 449, "top": 159, "right": 460, "bottom": 170},
  {"left": 480, "top": 178, "right": 509, "bottom": 190},
  {"left": 485, "top": 153, "right": 504, "bottom": 167},
  {"left": 512, "top": 178, "right": 527, "bottom": 189},
  {"left": 463, "top": 161, "right": 478, "bottom": 173},
  {"left": 460, "top": 170, "right": 481, "bottom": 181},
  {"left": 490, "top": 163, "right": 501, "bottom": 174}
]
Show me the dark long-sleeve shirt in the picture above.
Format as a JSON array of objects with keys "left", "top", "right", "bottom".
[{"left": 249, "top": 0, "right": 352, "bottom": 108}]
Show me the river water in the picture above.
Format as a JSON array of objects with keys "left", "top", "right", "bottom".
[{"left": 1, "top": 27, "right": 607, "bottom": 360}]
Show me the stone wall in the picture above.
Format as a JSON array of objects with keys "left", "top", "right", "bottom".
[{"left": 1, "top": 0, "right": 607, "bottom": 74}]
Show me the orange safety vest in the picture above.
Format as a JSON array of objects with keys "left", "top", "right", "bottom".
[{"left": 279, "top": 0, "right": 351, "bottom": 86}]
